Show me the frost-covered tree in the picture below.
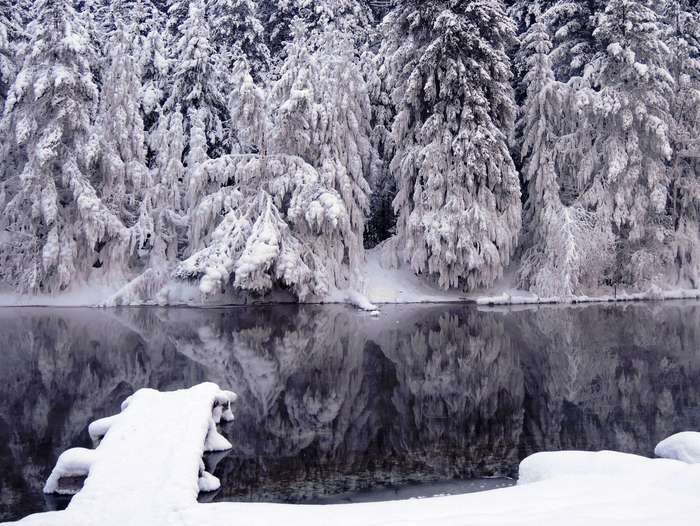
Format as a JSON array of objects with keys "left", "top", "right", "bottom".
[
  {"left": 507, "top": 0, "right": 556, "bottom": 32},
  {"left": 544, "top": 0, "right": 601, "bottom": 81},
  {"left": 139, "top": 25, "right": 169, "bottom": 137},
  {"left": 0, "top": 0, "right": 25, "bottom": 110},
  {"left": 270, "top": 25, "right": 372, "bottom": 259},
  {"left": 517, "top": 18, "right": 613, "bottom": 297},
  {"left": 578, "top": 0, "right": 675, "bottom": 286},
  {"left": 206, "top": 0, "right": 271, "bottom": 77},
  {"left": 176, "top": 53, "right": 364, "bottom": 299},
  {"left": 96, "top": 21, "right": 150, "bottom": 229},
  {"left": 164, "top": 0, "right": 190, "bottom": 38},
  {"left": 177, "top": 156, "right": 353, "bottom": 299},
  {"left": 112, "top": 0, "right": 165, "bottom": 35},
  {"left": 133, "top": 109, "right": 188, "bottom": 268},
  {"left": 663, "top": 0, "right": 700, "bottom": 284},
  {"left": 365, "top": 47, "right": 397, "bottom": 248},
  {"left": 164, "top": 0, "right": 229, "bottom": 158},
  {"left": 0, "top": 0, "right": 127, "bottom": 292},
  {"left": 382, "top": 0, "right": 522, "bottom": 290},
  {"left": 260, "top": 0, "right": 374, "bottom": 58}
]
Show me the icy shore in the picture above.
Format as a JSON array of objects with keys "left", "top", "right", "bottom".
[{"left": 8, "top": 383, "right": 700, "bottom": 526}]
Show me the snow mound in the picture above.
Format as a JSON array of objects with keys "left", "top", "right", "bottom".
[{"left": 655, "top": 432, "right": 700, "bottom": 464}]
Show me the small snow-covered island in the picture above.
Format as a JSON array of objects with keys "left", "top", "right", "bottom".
[{"left": 1, "top": 0, "right": 700, "bottom": 525}]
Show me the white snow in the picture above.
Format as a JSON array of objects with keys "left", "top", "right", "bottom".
[
  {"left": 475, "top": 287, "right": 700, "bottom": 306},
  {"left": 13, "top": 383, "right": 700, "bottom": 526},
  {"left": 43, "top": 448, "right": 96, "bottom": 495},
  {"left": 357, "top": 244, "right": 468, "bottom": 304},
  {"left": 655, "top": 432, "right": 700, "bottom": 464},
  {"left": 33, "top": 383, "right": 236, "bottom": 525}
]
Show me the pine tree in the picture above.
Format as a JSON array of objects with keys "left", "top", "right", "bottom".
[
  {"left": 664, "top": 0, "right": 700, "bottom": 285},
  {"left": 0, "top": 0, "right": 127, "bottom": 293},
  {"left": 96, "top": 20, "right": 150, "bottom": 229},
  {"left": 0, "top": 0, "right": 25, "bottom": 110},
  {"left": 507, "top": 0, "right": 556, "bottom": 32},
  {"left": 580, "top": 0, "right": 675, "bottom": 286},
  {"left": 206, "top": 0, "right": 271, "bottom": 78},
  {"left": 112, "top": 0, "right": 165, "bottom": 36},
  {"left": 364, "top": 47, "right": 397, "bottom": 248},
  {"left": 269, "top": 24, "right": 372, "bottom": 270},
  {"left": 139, "top": 25, "right": 169, "bottom": 139},
  {"left": 135, "top": 109, "right": 187, "bottom": 266},
  {"left": 260, "top": 0, "right": 374, "bottom": 59},
  {"left": 544, "top": 0, "right": 601, "bottom": 82},
  {"left": 517, "top": 17, "right": 613, "bottom": 297},
  {"left": 164, "top": 0, "right": 190, "bottom": 38},
  {"left": 382, "top": 0, "right": 522, "bottom": 291},
  {"left": 177, "top": 55, "right": 363, "bottom": 299},
  {"left": 164, "top": 0, "right": 229, "bottom": 158}
]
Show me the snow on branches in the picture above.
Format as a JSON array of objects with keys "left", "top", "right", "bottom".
[{"left": 381, "top": 0, "right": 522, "bottom": 291}]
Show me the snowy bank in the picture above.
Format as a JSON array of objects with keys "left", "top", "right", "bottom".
[
  {"left": 9, "top": 383, "right": 700, "bottom": 526},
  {"left": 0, "top": 247, "right": 698, "bottom": 310}
]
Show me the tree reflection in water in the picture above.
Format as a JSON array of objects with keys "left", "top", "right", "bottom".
[{"left": 1, "top": 302, "right": 699, "bottom": 520}]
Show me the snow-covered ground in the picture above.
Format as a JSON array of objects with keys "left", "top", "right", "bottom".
[
  {"left": 0, "top": 246, "right": 698, "bottom": 310},
  {"left": 9, "top": 384, "right": 700, "bottom": 526}
]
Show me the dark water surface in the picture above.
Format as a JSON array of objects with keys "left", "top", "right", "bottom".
[{"left": 1, "top": 302, "right": 700, "bottom": 521}]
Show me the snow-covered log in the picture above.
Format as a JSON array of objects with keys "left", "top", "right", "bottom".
[{"left": 42, "top": 383, "right": 237, "bottom": 508}]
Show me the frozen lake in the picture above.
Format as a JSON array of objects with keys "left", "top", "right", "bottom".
[{"left": 1, "top": 302, "right": 700, "bottom": 522}]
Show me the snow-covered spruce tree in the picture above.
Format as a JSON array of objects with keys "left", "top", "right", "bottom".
[
  {"left": 579, "top": 0, "right": 675, "bottom": 286},
  {"left": 364, "top": 46, "right": 397, "bottom": 248},
  {"left": 507, "top": 0, "right": 556, "bottom": 32},
  {"left": 0, "top": 0, "right": 25, "bottom": 110},
  {"left": 382, "top": 1, "right": 522, "bottom": 291},
  {"left": 109, "top": 0, "right": 166, "bottom": 37},
  {"left": 95, "top": 21, "right": 150, "bottom": 229},
  {"left": 206, "top": 0, "right": 271, "bottom": 78},
  {"left": 175, "top": 57, "right": 360, "bottom": 300},
  {"left": 517, "top": 18, "right": 613, "bottom": 297},
  {"left": 139, "top": 108, "right": 188, "bottom": 265},
  {"left": 164, "top": 0, "right": 229, "bottom": 158},
  {"left": 543, "top": 0, "right": 602, "bottom": 82},
  {"left": 269, "top": 25, "right": 372, "bottom": 267},
  {"left": 0, "top": 0, "right": 127, "bottom": 293},
  {"left": 508, "top": 0, "right": 557, "bottom": 105},
  {"left": 139, "top": 25, "right": 169, "bottom": 139},
  {"left": 663, "top": 0, "right": 700, "bottom": 285},
  {"left": 164, "top": 0, "right": 190, "bottom": 38},
  {"left": 260, "top": 0, "right": 375, "bottom": 59}
]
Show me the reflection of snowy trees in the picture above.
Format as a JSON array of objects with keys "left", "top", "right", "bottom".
[
  {"left": 2, "top": 303, "right": 700, "bottom": 518},
  {"left": 512, "top": 303, "right": 700, "bottom": 456}
]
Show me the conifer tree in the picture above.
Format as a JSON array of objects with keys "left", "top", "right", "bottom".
[
  {"left": 517, "top": 17, "right": 613, "bottom": 297},
  {"left": 382, "top": 0, "right": 522, "bottom": 290},
  {"left": 207, "top": 0, "right": 271, "bottom": 77},
  {"left": 664, "top": 0, "right": 700, "bottom": 285},
  {"left": 96, "top": 20, "right": 150, "bottom": 228},
  {"left": 0, "top": 0, "right": 127, "bottom": 292},
  {"left": 164, "top": 0, "right": 229, "bottom": 158},
  {"left": 0, "top": 0, "right": 24, "bottom": 109},
  {"left": 580, "top": 0, "right": 675, "bottom": 285},
  {"left": 544, "top": 0, "right": 601, "bottom": 81}
]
